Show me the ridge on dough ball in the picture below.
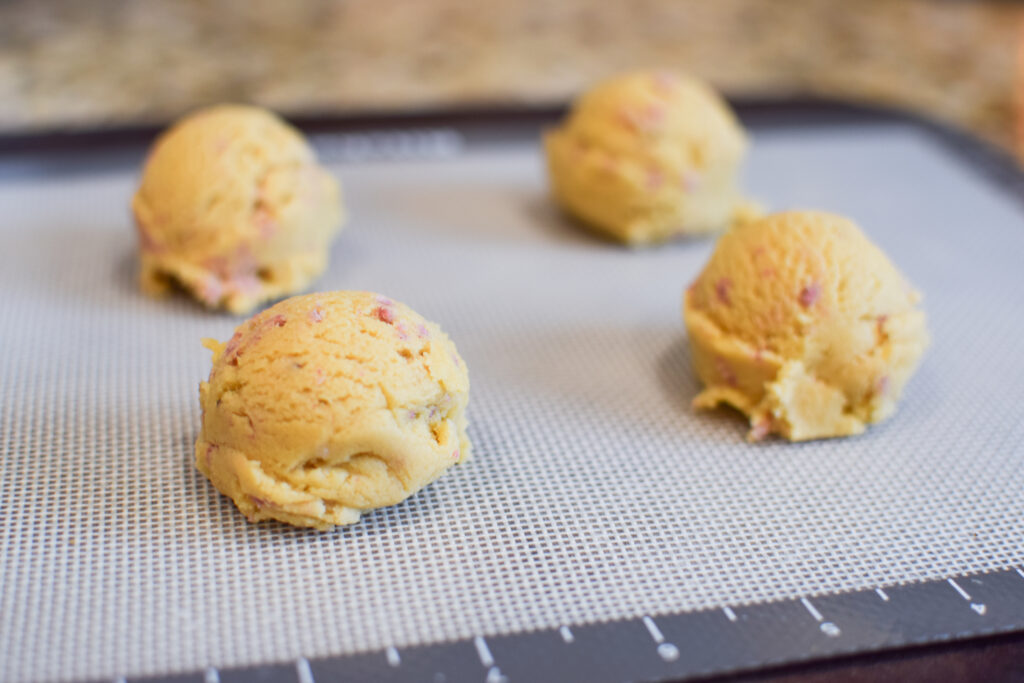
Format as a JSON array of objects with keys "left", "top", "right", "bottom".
[
  {"left": 195, "top": 291, "right": 471, "bottom": 529},
  {"left": 683, "top": 210, "right": 929, "bottom": 441},
  {"left": 544, "top": 70, "right": 751, "bottom": 245},
  {"left": 132, "top": 104, "right": 344, "bottom": 314}
]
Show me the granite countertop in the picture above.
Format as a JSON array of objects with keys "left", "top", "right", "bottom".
[{"left": 0, "top": 0, "right": 1020, "bottom": 157}]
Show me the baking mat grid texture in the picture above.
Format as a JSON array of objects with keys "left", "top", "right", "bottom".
[{"left": 1, "top": 124, "right": 1023, "bottom": 682}]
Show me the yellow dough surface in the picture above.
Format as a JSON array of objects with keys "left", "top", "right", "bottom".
[
  {"left": 683, "top": 211, "right": 929, "bottom": 441},
  {"left": 195, "top": 291, "right": 471, "bottom": 529},
  {"left": 133, "top": 104, "right": 343, "bottom": 314},
  {"left": 544, "top": 70, "right": 750, "bottom": 245}
]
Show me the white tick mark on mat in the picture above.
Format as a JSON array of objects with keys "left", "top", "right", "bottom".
[
  {"left": 875, "top": 587, "right": 890, "bottom": 602},
  {"left": 385, "top": 647, "right": 401, "bottom": 667},
  {"left": 801, "top": 597, "right": 823, "bottom": 622},
  {"left": 296, "top": 657, "right": 314, "bottom": 683},
  {"left": 947, "top": 578, "right": 971, "bottom": 601},
  {"left": 474, "top": 636, "right": 495, "bottom": 668},
  {"left": 642, "top": 615, "right": 665, "bottom": 643},
  {"left": 559, "top": 625, "right": 574, "bottom": 643},
  {"left": 722, "top": 606, "right": 737, "bottom": 622}
]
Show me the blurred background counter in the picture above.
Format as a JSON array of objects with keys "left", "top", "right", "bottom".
[{"left": 0, "top": 0, "right": 1020, "bottom": 158}]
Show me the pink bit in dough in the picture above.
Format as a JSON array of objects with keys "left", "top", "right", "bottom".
[
  {"left": 394, "top": 321, "right": 409, "bottom": 340},
  {"left": 618, "top": 104, "right": 666, "bottom": 133},
  {"left": 680, "top": 170, "right": 701, "bottom": 192},
  {"left": 646, "top": 167, "right": 664, "bottom": 189},
  {"left": 642, "top": 103, "right": 666, "bottom": 128},
  {"left": 651, "top": 71, "right": 678, "bottom": 93},
  {"left": 715, "top": 357, "right": 738, "bottom": 387},
  {"left": 136, "top": 222, "right": 163, "bottom": 253},
  {"left": 452, "top": 448, "right": 460, "bottom": 460},
  {"left": 375, "top": 295, "right": 394, "bottom": 306},
  {"left": 248, "top": 495, "right": 273, "bottom": 509},
  {"left": 231, "top": 274, "right": 261, "bottom": 296},
  {"left": 876, "top": 375, "right": 890, "bottom": 396},
  {"left": 715, "top": 278, "right": 732, "bottom": 306},
  {"left": 198, "top": 274, "right": 225, "bottom": 306},
  {"left": 750, "top": 418, "right": 773, "bottom": 441},
  {"left": 213, "top": 137, "right": 230, "bottom": 155},
  {"left": 798, "top": 282, "right": 821, "bottom": 308},
  {"left": 314, "top": 368, "right": 326, "bottom": 385},
  {"left": 309, "top": 307, "right": 325, "bottom": 324},
  {"left": 374, "top": 306, "right": 396, "bottom": 324},
  {"left": 597, "top": 155, "right": 617, "bottom": 175},
  {"left": 204, "top": 443, "right": 219, "bottom": 469},
  {"left": 417, "top": 323, "right": 430, "bottom": 338},
  {"left": 224, "top": 331, "right": 244, "bottom": 361},
  {"left": 229, "top": 314, "right": 286, "bottom": 364},
  {"left": 254, "top": 207, "right": 276, "bottom": 240},
  {"left": 876, "top": 314, "right": 888, "bottom": 337}
]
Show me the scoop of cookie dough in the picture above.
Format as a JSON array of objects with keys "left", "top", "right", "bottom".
[
  {"left": 195, "top": 291, "right": 471, "bottom": 529},
  {"left": 683, "top": 210, "right": 929, "bottom": 441},
  {"left": 132, "top": 104, "right": 344, "bottom": 314},
  {"left": 544, "top": 70, "right": 750, "bottom": 245}
]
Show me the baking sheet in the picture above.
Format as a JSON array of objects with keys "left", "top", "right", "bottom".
[{"left": 1, "top": 116, "right": 1023, "bottom": 682}]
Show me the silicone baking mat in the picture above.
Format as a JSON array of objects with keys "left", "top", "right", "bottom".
[{"left": 1, "top": 106, "right": 1023, "bottom": 683}]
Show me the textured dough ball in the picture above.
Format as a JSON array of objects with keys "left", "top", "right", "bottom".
[
  {"left": 195, "top": 291, "right": 471, "bottom": 529},
  {"left": 544, "top": 71, "right": 749, "bottom": 245},
  {"left": 132, "top": 104, "right": 344, "bottom": 314},
  {"left": 683, "top": 211, "right": 929, "bottom": 441}
]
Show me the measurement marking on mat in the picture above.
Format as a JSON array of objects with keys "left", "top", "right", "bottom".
[
  {"left": 559, "top": 625, "right": 575, "bottom": 643},
  {"left": 801, "top": 598, "right": 840, "bottom": 636},
  {"left": 1016, "top": 567, "right": 1024, "bottom": 581},
  {"left": 385, "top": 647, "right": 401, "bottom": 667},
  {"left": 948, "top": 578, "right": 988, "bottom": 614},
  {"left": 875, "top": 588, "right": 890, "bottom": 602},
  {"left": 474, "top": 636, "right": 495, "bottom": 668},
  {"left": 801, "top": 597, "right": 823, "bottom": 622},
  {"left": 722, "top": 606, "right": 737, "bottom": 622},
  {"left": 204, "top": 667, "right": 220, "bottom": 683},
  {"left": 486, "top": 666, "right": 510, "bottom": 683},
  {"left": 642, "top": 616, "right": 665, "bottom": 643},
  {"left": 948, "top": 578, "right": 971, "bottom": 601},
  {"left": 657, "top": 643, "right": 681, "bottom": 662},
  {"left": 296, "top": 657, "right": 314, "bottom": 683}
]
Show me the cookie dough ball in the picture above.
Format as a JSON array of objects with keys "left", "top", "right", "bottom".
[
  {"left": 195, "top": 291, "right": 471, "bottom": 529},
  {"left": 132, "top": 104, "right": 344, "bottom": 314},
  {"left": 683, "top": 211, "right": 929, "bottom": 441},
  {"left": 544, "top": 71, "right": 749, "bottom": 245}
]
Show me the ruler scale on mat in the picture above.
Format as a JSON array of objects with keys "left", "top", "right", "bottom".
[
  {"left": 124, "top": 567, "right": 1024, "bottom": 683},
  {"left": 2, "top": 103, "right": 1023, "bottom": 683}
]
